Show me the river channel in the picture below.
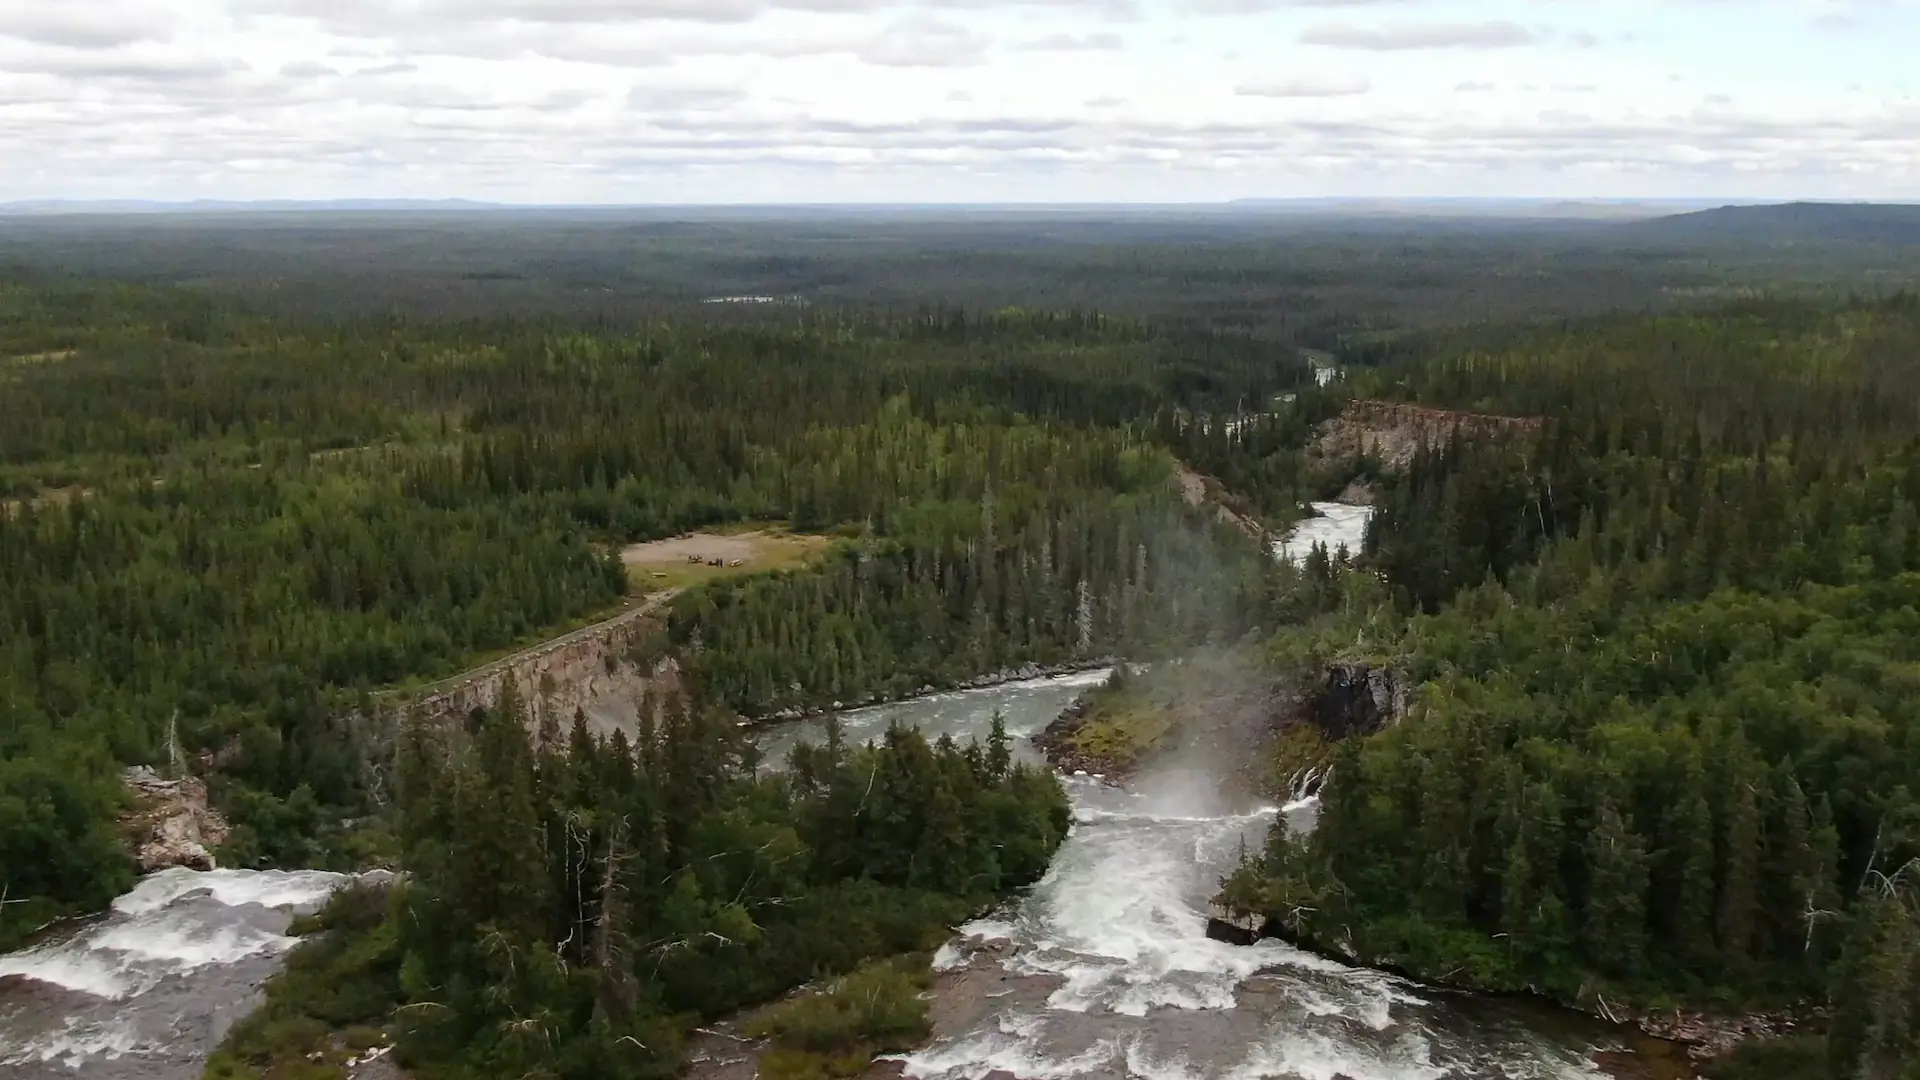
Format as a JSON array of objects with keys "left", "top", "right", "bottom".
[
  {"left": 5, "top": 508, "right": 1649, "bottom": 1080},
  {"left": 0, "top": 869, "right": 368, "bottom": 1080},
  {"left": 767, "top": 675, "right": 1652, "bottom": 1080}
]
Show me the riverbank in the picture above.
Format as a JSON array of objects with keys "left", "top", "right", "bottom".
[{"left": 1203, "top": 908, "right": 1814, "bottom": 1074}]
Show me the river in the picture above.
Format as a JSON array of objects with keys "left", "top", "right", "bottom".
[
  {"left": 0, "top": 869, "right": 373, "bottom": 1080},
  {"left": 763, "top": 671, "right": 1648, "bottom": 1080},
  {"left": 1274, "top": 503, "right": 1375, "bottom": 566},
  {"left": 6, "top": 515, "right": 1632, "bottom": 1080},
  {"left": 750, "top": 511, "right": 1652, "bottom": 1080}
]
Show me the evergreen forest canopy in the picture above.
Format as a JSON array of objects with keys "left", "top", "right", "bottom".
[
  {"left": 5, "top": 212, "right": 1920, "bottom": 1080},
  {"left": 0, "top": 274, "right": 1312, "bottom": 951},
  {"left": 4, "top": 207, "right": 1917, "bottom": 329},
  {"left": 1222, "top": 295, "right": 1920, "bottom": 1080}
]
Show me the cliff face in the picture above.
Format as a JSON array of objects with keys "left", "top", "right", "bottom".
[
  {"left": 356, "top": 596, "right": 683, "bottom": 776},
  {"left": 1314, "top": 400, "right": 1543, "bottom": 471},
  {"left": 1309, "top": 662, "right": 1408, "bottom": 742},
  {"left": 123, "top": 766, "right": 230, "bottom": 872}
]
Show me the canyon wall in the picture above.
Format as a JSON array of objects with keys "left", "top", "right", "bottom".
[
  {"left": 1315, "top": 399, "right": 1544, "bottom": 471},
  {"left": 355, "top": 595, "right": 682, "bottom": 786}
]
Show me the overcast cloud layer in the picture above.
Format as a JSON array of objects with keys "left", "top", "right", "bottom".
[{"left": 0, "top": 0, "right": 1915, "bottom": 202}]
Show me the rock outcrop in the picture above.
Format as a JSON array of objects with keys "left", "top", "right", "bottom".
[
  {"left": 359, "top": 595, "right": 682, "bottom": 754},
  {"left": 123, "top": 766, "right": 230, "bottom": 872},
  {"left": 1310, "top": 662, "right": 1408, "bottom": 741},
  {"left": 1314, "top": 400, "right": 1543, "bottom": 471}
]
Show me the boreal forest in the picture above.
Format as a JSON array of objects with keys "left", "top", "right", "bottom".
[{"left": 1, "top": 207, "right": 1919, "bottom": 1080}]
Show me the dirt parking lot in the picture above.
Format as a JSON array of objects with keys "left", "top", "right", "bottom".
[{"left": 620, "top": 529, "right": 835, "bottom": 589}]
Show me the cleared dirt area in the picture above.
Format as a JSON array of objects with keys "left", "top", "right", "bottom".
[
  {"left": 5, "top": 349, "right": 77, "bottom": 365},
  {"left": 0, "top": 485, "right": 90, "bottom": 519},
  {"left": 621, "top": 528, "right": 835, "bottom": 589}
]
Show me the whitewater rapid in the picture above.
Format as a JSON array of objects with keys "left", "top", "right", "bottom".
[
  {"left": 1274, "top": 503, "right": 1375, "bottom": 567},
  {"left": 766, "top": 675, "right": 1633, "bottom": 1080},
  {"left": 0, "top": 868, "right": 370, "bottom": 1080}
]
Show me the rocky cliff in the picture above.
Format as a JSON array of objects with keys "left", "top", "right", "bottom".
[
  {"left": 355, "top": 596, "right": 683, "bottom": 782},
  {"left": 1309, "top": 661, "right": 1408, "bottom": 741},
  {"left": 1314, "top": 400, "right": 1543, "bottom": 471},
  {"left": 122, "top": 766, "right": 230, "bottom": 872}
]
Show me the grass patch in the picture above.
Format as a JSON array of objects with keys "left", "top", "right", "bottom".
[
  {"left": 744, "top": 957, "right": 932, "bottom": 1080},
  {"left": 1068, "top": 692, "right": 1174, "bottom": 769},
  {"left": 203, "top": 883, "right": 404, "bottom": 1080},
  {"left": 622, "top": 526, "right": 837, "bottom": 592},
  {"left": 1065, "top": 651, "right": 1277, "bottom": 781}
]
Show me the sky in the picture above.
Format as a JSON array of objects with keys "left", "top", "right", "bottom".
[{"left": 0, "top": 0, "right": 1916, "bottom": 204}]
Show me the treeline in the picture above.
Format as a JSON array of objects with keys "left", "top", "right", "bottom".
[
  {"left": 1222, "top": 295, "right": 1920, "bottom": 1076},
  {"left": 210, "top": 685, "right": 1068, "bottom": 1080}
]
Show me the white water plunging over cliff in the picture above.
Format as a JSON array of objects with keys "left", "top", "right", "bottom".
[
  {"left": 762, "top": 679, "right": 1632, "bottom": 1080},
  {"left": 0, "top": 868, "right": 366, "bottom": 1080}
]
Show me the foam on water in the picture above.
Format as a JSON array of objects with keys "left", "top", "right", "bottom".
[
  {"left": 1, "top": 868, "right": 348, "bottom": 1000},
  {"left": 1236, "top": 1029, "right": 1447, "bottom": 1080},
  {"left": 0, "top": 1016, "right": 142, "bottom": 1067},
  {"left": 1274, "top": 502, "right": 1376, "bottom": 566},
  {"left": 899, "top": 1029, "right": 1125, "bottom": 1080},
  {"left": 776, "top": 661, "right": 1634, "bottom": 1080},
  {"left": 0, "top": 948, "right": 136, "bottom": 1001},
  {"left": 1008, "top": 799, "right": 1299, "bottom": 1016},
  {"left": 931, "top": 942, "right": 970, "bottom": 973},
  {"left": 112, "top": 867, "right": 348, "bottom": 917},
  {"left": 1, "top": 866, "right": 366, "bottom": 1080}
]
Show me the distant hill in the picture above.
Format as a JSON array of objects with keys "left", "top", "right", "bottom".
[
  {"left": 1630, "top": 201, "right": 1920, "bottom": 244},
  {"left": 1225, "top": 197, "right": 1744, "bottom": 221},
  {"left": 0, "top": 198, "right": 502, "bottom": 215}
]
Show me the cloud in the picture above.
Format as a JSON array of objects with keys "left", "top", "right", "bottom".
[
  {"left": 1015, "top": 32, "right": 1123, "bottom": 51},
  {"left": 1299, "top": 21, "right": 1540, "bottom": 49},
  {"left": 1184, "top": 0, "right": 1419, "bottom": 11},
  {"left": 1236, "top": 74, "right": 1372, "bottom": 97},
  {"left": 15, "top": 101, "right": 1920, "bottom": 202},
  {"left": 628, "top": 84, "right": 749, "bottom": 111},
  {"left": 7, "top": 49, "right": 249, "bottom": 82},
  {"left": 855, "top": 16, "right": 993, "bottom": 67},
  {"left": 5, "top": 0, "right": 1918, "bottom": 202},
  {"left": 236, "top": 0, "right": 891, "bottom": 29},
  {"left": 0, "top": 8, "right": 175, "bottom": 49}
]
